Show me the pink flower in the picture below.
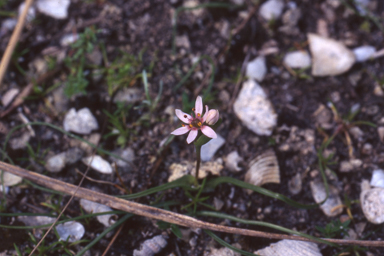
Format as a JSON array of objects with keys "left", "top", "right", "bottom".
[{"left": 171, "top": 96, "right": 218, "bottom": 144}]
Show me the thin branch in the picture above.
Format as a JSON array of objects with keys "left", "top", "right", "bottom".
[{"left": 1, "top": 161, "right": 384, "bottom": 248}]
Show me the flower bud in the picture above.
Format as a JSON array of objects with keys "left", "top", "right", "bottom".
[{"left": 205, "top": 109, "right": 219, "bottom": 125}]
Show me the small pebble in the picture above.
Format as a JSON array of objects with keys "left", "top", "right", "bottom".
[
  {"left": 63, "top": 108, "right": 99, "bottom": 135},
  {"left": 225, "top": 151, "right": 243, "bottom": 172},
  {"left": 353, "top": 45, "right": 376, "bottom": 62},
  {"left": 201, "top": 135, "right": 225, "bottom": 162},
  {"left": 80, "top": 199, "right": 116, "bottom": 227},
  {"left": 370, "top": 169, "right": 384, "bottom": 188},
  {"left": 246, "top": 56, "right": 267, "bottom": 82},
  {"left": 259, "top": 0, "right": 285, "bottom": 21},
  {"left": 56, "top": 221, "right": 85, "bottom": 242},
  {"left": 36, "top": 0, "right": 70, "bottom": 19},
  {"left": 233, "top": 80, "right": 277, "bottom": 136},
  {"left": 308, "top": 33, "right": 355, "bottom": 76},
  {"left": 82, "top": 155, "right": 113, "bottom": 174},
  {"left": 310, "top": 181, "right": 342, "bottom": 217},
  {"left": 283, "top": 51, "right": 311, "bottom": 69},
  {"left": 45, "top": 152, "right": 67, "bottom": 173},
  {"left": 255, "top": 240, "right": 322, "bottom": 256}
]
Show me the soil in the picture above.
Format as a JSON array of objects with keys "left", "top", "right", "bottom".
[{"left": 0, "top": 0, "right": 384, "bottom": 255}]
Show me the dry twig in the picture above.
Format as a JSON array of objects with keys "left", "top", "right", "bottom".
[{"left": 1, "top": 161, "right": 384, "bottom": 248}]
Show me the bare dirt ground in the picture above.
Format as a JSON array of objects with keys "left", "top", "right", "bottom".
[{"left": 0, "top": 0, "right": 384, "bottom": 255}]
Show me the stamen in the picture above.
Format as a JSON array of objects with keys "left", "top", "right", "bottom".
[
  {"left": 192, "top": 108, "right": 195, "bottom": 111},
  {"left": 189, "top": 124, "right": 193, "bottom": 128},
  {"left": 198, "top": 122, "right": 202, "bottom": 126},
  {"left": 197, "top": 113, "right": 201, "bottom": 117},
  {"left": 182, "top": 124, "right": 185, "bottom": 127}
]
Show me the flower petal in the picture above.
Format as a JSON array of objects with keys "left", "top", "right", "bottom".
[
  {"left": 171, "top": 126, "right": 190, "bottom": 135},
  {"left": 175, "top": 109, "right": 192, "bottom": 123},
  {"left": 201, "top": 125, "right": 217, "bottom": 139},
  {"left": 202, "top": 105, "right": 209, "bottom": 122},
  {"left": 186, "top": 129, "right": 198, "bottom": 144},
  {"left": 195, "top": 96, "right": 203, "bottom": 116}
]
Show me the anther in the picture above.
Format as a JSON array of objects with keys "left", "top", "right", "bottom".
[
  {"left": 184, "top": 115, "right": 187, "bottom": 118},
  {"left": 198, "top": 122, "right": 202, "bottom": 126},
  {"left": 189, "top": 124, "right": 193, "bottom": 128},
  {"left": 182, "top": 124, "right": 185, "bottom": 127},
  {"left": 197, "top": 113, "right": 201, "bottom": 117},
  {"left": 192, "top": 108, "right": 195, "bottom": 111}
]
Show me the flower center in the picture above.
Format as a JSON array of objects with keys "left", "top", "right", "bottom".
[{"left": 190, "top": 118, "right": 202, "bottom": 128}]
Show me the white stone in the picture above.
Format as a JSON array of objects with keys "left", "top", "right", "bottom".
[
  {"left": 225, "top": 151, "right": 243, "bottom": 172},
  {"left": 113, "top": 88, "right": 142, "bottom": 104},
  {"left": 80, "top": 199, "right": 116, "bottom": 227},
  {"left": 255, "top": 239, "right": 322, "bottom": 256},
  {"left": 308, "top": 33, "right": 355, "bottom": 76},
  {"left": 259, "top": 0, "right": 285, "bottom": 21},
  {"left": 283, "top": 51, "right": 311, "bottom": 69},
  {"left": 360, "top": 188, "right": 384, "bottom": 224},
  {"left": 1, "top": 18, "right": 17, "bottom": 31},
  {"left": 370, "top": 169, "right": 384, "bottom": 188},
  {"left": 0, "top": 171, "right": 22, "bottom": 187},
  {"left": 36, "top": 0, "right": 70, "bottom": 19},
  {"left": 60, "top": 34, "right": 79, "bottom": 47},
  {"left": 56, "top": 221, "right": 85, "bottom": 242},
  {"left": 45, "top": 152, "right": 67, "bottom": 173},
  {"left": 18, "top": 3, "right": 36, "bottom": 22},
  {"left": 63, "top": 108, "right": 99, "bottom": 135},
  {"left": 201, "top": 135, "right": 225, "bottom": 162},
  {"left": 246, "top": 56, "right": 267, "bottom": 82},
  {"left": 353, "top": 45, "right": 376, "bottom": 62},
  {"left": 111, "top": 147, "right": 135, "bottom": 168},
  {"left": 82, "top": 155, "right": 113, "bottom": 174},
  {"left": 18, "top": 216, "right": 56, "bottom": 227},
  {"left": 1, "top": 88, "right": 19, "bottom": 107},
  {"left": 233, "top": 80, "right": 277, "bottom": 136},
  {"left": 310, "top": 181, "right": 343, "bottom": 217}
]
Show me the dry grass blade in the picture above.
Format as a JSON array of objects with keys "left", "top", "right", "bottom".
[
  {"left": 0, "top": 0, "right": 34, "bottom": 87},
  {"left": 1, "top": 161, "right": 384, "bottom": 247}
]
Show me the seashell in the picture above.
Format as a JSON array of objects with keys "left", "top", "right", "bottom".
[
  {"left": 310, "top": 181, "right": 342, "bottom": 217},
  {"left": 79, "top": 199, "right": 116, "bottom": 227},
  {"left": 133, "top": 235, "right": 168, "bottom": 256},
  {"left": 245, "top": 150, "right": 280, "bottom": 192},
  {"left": 255, "top": 239, "right": 322, "bottom": 256}
]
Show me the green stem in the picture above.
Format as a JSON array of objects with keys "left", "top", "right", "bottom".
[{"left": 195, "top": 145, "right": 201, "bottom": 183}]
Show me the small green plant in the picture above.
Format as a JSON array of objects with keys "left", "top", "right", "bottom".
[
  {"left": 41, "top": 194, "right": 64, "bottom": 214},
  {"left": 24, "top": 229, "right": 87, "bottom": 256},
  {"left": 181, "top": 178, "right": 216, "bottom": 214},
  {"left": 103, "top": 102, "right": 135, "bottom": 148},
  {"left": 316, "top": 219, "right": 351, "bottom": 238},
  {"left": 64, "top": 27, "right": 98, "bottom": 97},
  {"left": 105, "top": 49, "right": 146, "bottom": 97}
]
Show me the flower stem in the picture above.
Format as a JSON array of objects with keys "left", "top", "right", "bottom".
[{"left": 195, "top": 145, "right": 201, "bottom": 182}]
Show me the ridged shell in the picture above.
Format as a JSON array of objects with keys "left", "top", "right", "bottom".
[
  {"left": 245, "top": 150, "right": 280, "bottom": 191},
  {"left": 255, "top": 239, "right": 322, "bottom": 256},
  {"left": 133, "top": 235, "right": 168, "bottom": 256}
]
